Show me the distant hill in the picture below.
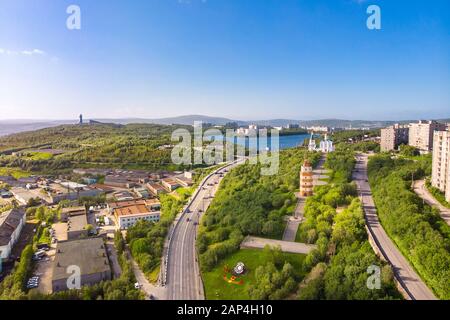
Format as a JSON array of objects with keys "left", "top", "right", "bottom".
[
  {"left": 93, "top": 115, "right": 243, "bottom": 126},
  {"left": 0, "top": 120, "right": 75, "bottom": 136},
  {"left": 92, "top": 116, "right": 398, "bottom": 128},
  {"left": 1, "top": 115, "right": 448, "bottom": 137}
]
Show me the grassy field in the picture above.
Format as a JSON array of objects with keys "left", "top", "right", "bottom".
[
  {"left": 26, "top": 151, "right": 54, "bottom": 161},
  {"left": 147, "top": 265, "right": 160, "bottom": 284},
  {"left": 175, "top": 187, "right": 194, "bottom": 198},
  {"left": 202, "top": 248, "right": 306, "bottom": 300},
  {"left": 0, "top": 167, "right": 31, "bottom": 179}
]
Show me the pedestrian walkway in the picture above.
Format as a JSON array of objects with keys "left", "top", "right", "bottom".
[
  {"left": 413, "top": 180, "right": 450, "bottom": 226},
  {"left": 241, "top": 236, "right": 317, "bottom": 254},
  {"left": 282, "top": 154, "right": 328, "bottom": 242},
  {"left": 282, "top": 197, "right": 305, "bottom": 241},
  {"left": 125, "top": 247, "right": 168, "bottom": 300}
]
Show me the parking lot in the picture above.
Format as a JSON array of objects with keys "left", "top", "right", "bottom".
[{"left": 30, "top": 247, "right": 55, "bottom": 294}]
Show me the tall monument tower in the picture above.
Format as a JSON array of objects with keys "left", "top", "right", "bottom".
[
  {"left": 299, "top": 159, "right": 314, "bottom": 197},
  {"left": 79, "top": 114, "right": 83, "bottom": 125}
]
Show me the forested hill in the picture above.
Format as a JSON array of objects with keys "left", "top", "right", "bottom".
[{"left": 0, "top": 123, "right": 193, "bottom": 172}]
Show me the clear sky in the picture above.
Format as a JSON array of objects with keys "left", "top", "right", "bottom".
[{"left": 0, "top": 0, "right": 449, "bottom": 121}]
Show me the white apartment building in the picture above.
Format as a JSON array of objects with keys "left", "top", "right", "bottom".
[
  {"left": 431, "top": 130, "right": 450, "bottom": 202},
  {"left": 409, "top": 120, "right": 447, "bottom": 153}
]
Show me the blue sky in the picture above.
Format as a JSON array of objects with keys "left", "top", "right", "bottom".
[{"left": 0, "top": 0, "right": 449, "bottom": 121}]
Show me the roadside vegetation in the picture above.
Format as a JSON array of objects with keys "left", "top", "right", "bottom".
[
  {"left": 368, "top": 154, "right": 450, "bottom": 299},
  {"left": 126, "top": 194, "right": 185, "bottom": 279}
]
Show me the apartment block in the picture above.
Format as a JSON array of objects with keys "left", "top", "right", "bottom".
[
  {"left": 380, "top": 124, "right": 409, "bottom": 152},
  {"left": 431, "top": 130, "right": 450, "bottom": 202},
  {"left": 409, "top": 120, "right": 447, "bottom": 153}
]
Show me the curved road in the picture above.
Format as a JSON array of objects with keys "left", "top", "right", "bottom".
[
  {"left": 413, "top": 180, "right": 450, "bottom": 226},
  {"left": 166, "top": 158, "right": 245, "bottom": 300},
  {"left": 354, "top": 153, "right": 437, "bottom": 300}
]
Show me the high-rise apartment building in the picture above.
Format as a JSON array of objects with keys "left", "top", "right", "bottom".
[
  {"left": 431, "top": 130, "right": 450, "bottom": 202},
  {"left": 380, "top": 124, "right": 409, "bottom": 152},
  {"left": 409, "top": 120, "right": 447, "bottom": 153}
]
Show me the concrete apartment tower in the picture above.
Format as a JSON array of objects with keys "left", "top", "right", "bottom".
[
  {"left": 409, "top": 120, "right": 446, "bottom": 153},
  {"left": 380, "top": 124, "right": 409, "bottom": 152},
  {"left": 299, "top": 159, "right": 314, "bottom": 197},
  {"left": 431, "top": 130, "right": 450, "bottom": 202}
]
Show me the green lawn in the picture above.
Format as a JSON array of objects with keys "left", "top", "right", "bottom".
[
  {"left": 295, "top": 225, "right": 304, "bottom": 243},
  {"left": 27, "top": 151, "right": 54, "bottom": 161},
  {"left": 175, "top": 187, "right": 194, "bottom": 198},
  {"left": 147, "top": 265, "right": 160, "bottom": 284},
  {"left": 0, "top": 167, "right": 31, "bottom": 179},
  {"left": 37, "top": 226, "right": 51, "bottom": 245},
  {"left": 202, "top": 248, "right": 306, "bottom": 300}
]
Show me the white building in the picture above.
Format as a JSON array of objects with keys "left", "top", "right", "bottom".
[
  {"left": 110, "top": 199, "right": 162, "bottom": 229},
  {"left": 0, "top": 208, "right": 26, "bottom": 260},
  {"left": 409, "top": 120, "right": 447, "bottom": 153},
  {"left": 319, "top": 135, "right": 335, "bottom": 153},
  {"left": 431, "top": 130, "right": 450, "bottom": 202},
  {"left": 236, "top": 127, "right": 249, "bottom": 135},
  {"left": 308, "top": 133, "right": 334, "bottom": 153}
]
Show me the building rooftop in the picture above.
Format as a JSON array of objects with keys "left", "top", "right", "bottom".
[
  {"left": 162, "top": 178, "right": 180, "bottom": 186},
  {"left": 109, "top": 199, "right": 160, "bottom": 210},
  {"left": 114, "top": 204, "right": 152, "bottom": 217},
  {"left": 67, "top": 212, "right": 88, "bottom": 233},
  {"left": 0, "top": 208, "right": 25, "bottom": 246},
  {"left": 52, "top": 238, "right": 110, "bottom": 281}
]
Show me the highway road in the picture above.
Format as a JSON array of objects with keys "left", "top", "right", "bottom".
[
  {"left": 166, "top": 158, "right": 245, "bottom": 300},
  {"left": 353, "top": 153, "right": 437, "bottom": 300}
]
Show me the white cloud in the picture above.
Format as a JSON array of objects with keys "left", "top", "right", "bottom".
[{"left": 0, "top": 48, "right": 46, "bottom": 56}]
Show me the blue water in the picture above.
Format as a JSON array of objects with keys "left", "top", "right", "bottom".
[{"left": 209, "top": 133, "right": 310, "bottom": 151}]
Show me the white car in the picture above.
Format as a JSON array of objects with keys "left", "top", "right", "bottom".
[{"left": 134, "top": 282, "right": 142, "bottom": 289}]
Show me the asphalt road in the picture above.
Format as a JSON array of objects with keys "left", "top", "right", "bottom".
[
  {"left": 166, "top": 159, "right": 245, "bottom": 300},
  {"left": 413, "top": 180, "right": 450, "bottom": 226},
  {"left": 353, "top": 153, "right": 437, "bottom": 300}
]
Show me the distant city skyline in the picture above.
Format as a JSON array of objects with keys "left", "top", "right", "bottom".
[{"left": 0, "top": 0, "right": 449, "bottom": 121}]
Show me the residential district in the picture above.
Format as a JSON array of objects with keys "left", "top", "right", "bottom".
[{"left": 0, "top": 119, "right": 449, "bottom": 300}]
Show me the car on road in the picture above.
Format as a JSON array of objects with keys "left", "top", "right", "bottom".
[{"left": 134, "top": 282, "right": 142, "bottom": 289}]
